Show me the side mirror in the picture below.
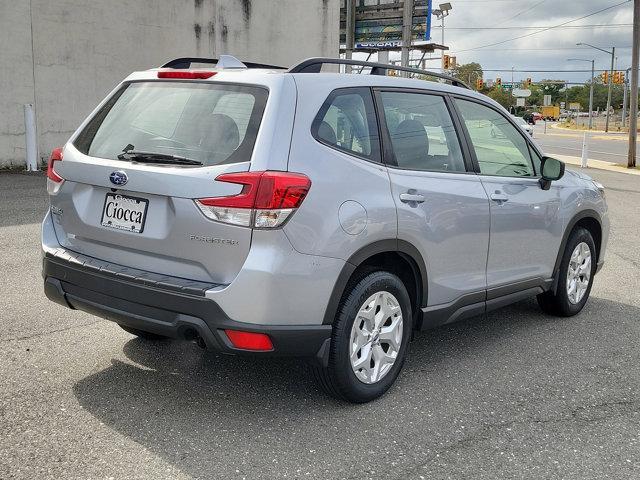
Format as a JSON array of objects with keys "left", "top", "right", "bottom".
[{"left": 539, "top": 156, "right": 565, "bottom": 190}]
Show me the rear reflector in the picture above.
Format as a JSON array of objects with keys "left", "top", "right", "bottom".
[
  {"left": 47, "top": 147, "right": 64, "bottom": 183},
  {"left": 224, "top": 330, "right": 274, "bottom": 351},
  {"left": 195, "top": 171, "right": 311, "bottom": 228},
  {"left": 157, "top": 70, "right": 217, "bottom": 79}
]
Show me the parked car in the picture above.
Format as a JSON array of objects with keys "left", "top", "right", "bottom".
[{"left": 42, "top": 56, "right": 609, "bottom": 403}]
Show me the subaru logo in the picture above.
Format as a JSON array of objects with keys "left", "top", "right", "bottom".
[{"left": 109, "top": 171, "right": 128, "bottom": 186}]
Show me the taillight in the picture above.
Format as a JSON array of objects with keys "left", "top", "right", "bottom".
[
  {"left": 195, "top": 171, "right": 311, "bottom": 228},
  {"left": 224, "top": 329, "right": 274, "bottom": 351},
  {"left": 157, "top": 70, "right": 217, "bottom": 79},
  {"left": 47, "top": 147, "right": 63, "bottom": 183}
]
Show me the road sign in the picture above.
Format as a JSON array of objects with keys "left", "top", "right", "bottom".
[
  {"left": 516, "top": 97, "right": 525, "bottom": 107},
  {"left": 569, "top": 102, "right": 581, "bottom": 111},
  {"left": 512, "top": 88, "right": 532, "bottom": 98},
  {"left": 560, "top": 102, "right": 565, "bottom": 109},
  {"left": 543, "top": 95, "right": 552, "bottom": 106}
]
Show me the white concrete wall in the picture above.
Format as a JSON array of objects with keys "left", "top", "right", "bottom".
[{"left": 0, "top": 0, "right": 339, "bottom": 168}]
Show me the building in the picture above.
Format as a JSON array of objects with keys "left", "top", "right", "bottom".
[{"left": 0, "top": 0, "right": 339, "bottom": 168}]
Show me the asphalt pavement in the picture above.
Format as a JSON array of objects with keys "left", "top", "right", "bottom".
[
  {"left": 1, "top": 170, "right": 639, "bottom": 479},
  {"left": 533, "top": 123, "right": 639, "bottom": 165}
]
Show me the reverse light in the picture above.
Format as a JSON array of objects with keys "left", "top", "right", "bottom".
[
  {"left": 224, "top": 329, "right": 274, "bottom": 351},
  {"left": 157, "top": 70, "right": 217, "bottom": 79},
  {"left": 195, "top": 171, "right": 311, "bottom": 228}
]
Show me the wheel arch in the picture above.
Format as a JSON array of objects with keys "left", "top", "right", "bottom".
[
  {"left": 552, "top": 209, "right": 603, "bottom": 293},
  {"left": 322, "top": 239, "right": 428, "bottom": 327}
]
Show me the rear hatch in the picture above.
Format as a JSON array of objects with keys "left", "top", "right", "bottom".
[{"left": 51, "top": 79, "right": 269, "bottom": 284}]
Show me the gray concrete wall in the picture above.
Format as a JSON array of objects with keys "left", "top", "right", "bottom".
[{"left": 0, "top": 0, "right": 338, "bottom": 168}]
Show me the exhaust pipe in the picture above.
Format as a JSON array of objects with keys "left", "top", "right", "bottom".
[{"left": 183, "top": 328, "right": 207, "bottom": 349}]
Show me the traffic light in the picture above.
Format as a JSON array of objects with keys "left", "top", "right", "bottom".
[
  {"left": 443, "top": 55, "right": 450, "bottom": 69},
  {"left": 476, "top": 78, "right": 484, "bottom": 90},
  {"left": 496, "top": 77, "right": 502, "bottom": 87},
  {"left": 526, "top": 77, "right": 532, "bottom": 87},
  {"left": 602, "top": 71, "right": 609, "bottom": 84},
  {"left": 620, "top": 71, "right": 625, "bottom": 84},
  {"left": 450, "top": 56, "right": 457, "bottom": 69},
  {"left": 613, "top": 71, "right": 620, "bottom": 84}
]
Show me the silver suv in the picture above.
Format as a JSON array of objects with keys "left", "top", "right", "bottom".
[{"left": 42, "top": 56, "right": 609, "bottom": 403}]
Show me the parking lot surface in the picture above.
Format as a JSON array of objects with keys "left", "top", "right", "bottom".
[{"left": 1, "top": 169, "right": 639, "bottom": 479}]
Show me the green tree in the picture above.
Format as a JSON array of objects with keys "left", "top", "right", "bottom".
[
  {"left": 485, "top": 87, "right": 512, "bottom": 109},
  {"left": 537, "top": 80, "right": 565, "bottom": 104},
  {"left": 450, "top": 62, "right": 483, "bottom": 88}
]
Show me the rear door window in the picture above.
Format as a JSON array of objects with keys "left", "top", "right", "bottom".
[
  {"left": 311, "top": 88, "right": 380, "bottom": 162},
  {"left": 74, "top": 82, "right": 267, "bottom": 166}
]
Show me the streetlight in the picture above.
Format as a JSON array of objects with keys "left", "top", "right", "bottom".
[
  {"left": 433, "top": 3, "right": 452, "bottom": 69},
  {"left": 568, "top": 58, "right": 595, "bottom": 130},
  {"left": 577, "top": 42, "right": 615, "bottom": 132}
]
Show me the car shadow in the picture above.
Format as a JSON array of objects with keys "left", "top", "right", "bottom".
[{"left": 73, "top": 296, "right": 640, "bottom": 479}]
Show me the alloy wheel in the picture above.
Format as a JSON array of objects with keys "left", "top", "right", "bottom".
[{"left": 349, "top": 291, "right": 404, "bottom": 384}]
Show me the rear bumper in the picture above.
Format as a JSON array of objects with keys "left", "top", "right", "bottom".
[{"left": 43, "top": 254, "right": 331, "bottom": 358}]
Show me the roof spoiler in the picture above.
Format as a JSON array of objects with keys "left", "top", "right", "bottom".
[{"left": 161, "top": 55, "right": 286, "bottom": 70}]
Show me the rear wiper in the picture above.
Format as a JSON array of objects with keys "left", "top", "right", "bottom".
[{"left": 117, "top": 150, "right": 203, "bottom": 166}]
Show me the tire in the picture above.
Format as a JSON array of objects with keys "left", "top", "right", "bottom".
[
  {"left": 537, "top": 227, "right": 597, "bottom": 317},
  {"left": 118, "top": 324, "right": 168, "bottom": 340},
  {"left": 312, "top": 270, "right": 412, "bottom": 403}
]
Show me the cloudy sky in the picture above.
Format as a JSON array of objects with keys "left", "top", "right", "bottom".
[{"left": 365, "top": 0, "right": 634, "bottom": 85}]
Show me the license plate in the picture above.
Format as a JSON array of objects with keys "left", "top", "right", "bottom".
[{"left": 100, "top": 193, "right": 149, "bottom": 233}]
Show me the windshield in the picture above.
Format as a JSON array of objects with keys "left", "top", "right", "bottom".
[{"left": 74, "top": 81, "right": 268, "bottom": 166}]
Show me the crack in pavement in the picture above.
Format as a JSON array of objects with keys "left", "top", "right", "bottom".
[
  {"left": 391, "top": 399, "right": 640, "bottom": 479},
  {"left": 0, "top": 320, "right": 103, "bottom": 343}
]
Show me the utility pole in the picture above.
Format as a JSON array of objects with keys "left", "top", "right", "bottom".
[
  {"left": 568, "top": 58, "right": 594, "bottom": 129},
  {"left": 628, "top": 0, "right": 639, "bottom": 169},
  {"left": 622, "top": 67, "right": 630, "bottom": 128},
  {"left": 345, "top": 0, "right": 356, "bottom": 74},
  {"left": 401, "top": 0, "right": 414, "bottom": 75},
  {"left": 577, "top": 42, "right": 616, "bottom": 132},
  {"left": 589, "top": 60, "right": 595, "bottom": 130},
  {"left": 605, "top": 46, "right": 615, "bottom": 133}
]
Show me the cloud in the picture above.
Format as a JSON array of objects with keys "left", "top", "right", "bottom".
[{"left": 444, "top": 0, "right": 634, "bottom": 83}]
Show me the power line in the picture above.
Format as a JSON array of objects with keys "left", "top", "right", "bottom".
[
  {"left": 495, "top": 0, "right": 547, "bottom": 26},
  {"left": 456, "top": 0, "right": 632, "bottom": 53},
  {"left": 460, "top": 47, "right": 632, "bottom": 51},
  {"left": 447, "top": 24, "right": 632, "bottom": 30}
]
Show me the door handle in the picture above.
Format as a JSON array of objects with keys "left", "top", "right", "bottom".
[
  {"left": 490, "top": 192, "right": 509, "bottom": 204},
  {"left": 399, "top": 193, "right": 426, "bottom": 204}
]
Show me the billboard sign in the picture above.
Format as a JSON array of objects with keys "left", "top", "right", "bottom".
[
  {"left": 355, "top": 40, "right": 402, "bottom": 49},
  {"left": 354, "top": 18, "right": 428, "bottom": 43},
  {"left": 425, "top": 0, "right": 432, "bottom": 41}
]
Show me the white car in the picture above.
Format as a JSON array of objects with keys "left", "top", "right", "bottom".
[{"left": 513, "top": 116, "right": 534, "bottom": 137}]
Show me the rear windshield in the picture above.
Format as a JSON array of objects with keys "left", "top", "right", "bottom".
[{"left": 74, "top": 81, "right": 268, "bottom": 166}]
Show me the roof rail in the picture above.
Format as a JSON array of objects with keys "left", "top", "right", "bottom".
[
  {"left": 161, "top": 55, "right": 286, "bottom": 70},
  {"left": 288, "top": 57, "right": 470, "bottom": 89}
]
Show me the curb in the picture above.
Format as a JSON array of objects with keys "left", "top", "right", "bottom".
[{"left": 555, "top": 154, "right": 640, "bottom": 176}]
